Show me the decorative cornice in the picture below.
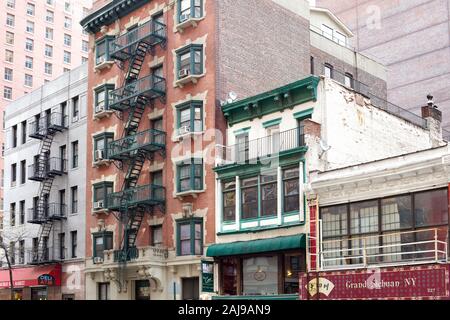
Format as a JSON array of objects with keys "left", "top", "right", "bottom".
[
  {"left": 222, "top": 76, "right": 320, "bottom": 126},
  {"left": 80, "top": 0, "right": 150, "bottom": 34}
]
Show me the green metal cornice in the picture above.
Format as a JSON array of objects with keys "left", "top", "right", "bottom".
[
  {"left": 222, "top": 76, "right": 320, "bottom": 126},
  {"left": 80, "top": 0, "right": 150, "bottom": 34}
]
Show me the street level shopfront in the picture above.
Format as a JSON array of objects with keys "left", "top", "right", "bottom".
[
  {"left": 0, "top": 264, "right": 62, "bottom": 300},
  {"left": 207, "top": 235, "right": 306, "bottom": 299}
]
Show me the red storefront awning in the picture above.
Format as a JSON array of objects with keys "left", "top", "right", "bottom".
[{"left": 0, "top": 264, "right": 61, "bottom": 289}]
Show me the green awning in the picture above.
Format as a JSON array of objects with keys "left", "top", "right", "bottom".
[{"left": 206, "top": 234, "right": 305, "bottom": 257}]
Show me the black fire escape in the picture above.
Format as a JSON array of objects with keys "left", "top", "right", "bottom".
[
  {"left": 27, "top": 112, "right": 68, "bottom": 265},
  {"left": 105, "top": 19, "right": 167, "bottom": 264}
]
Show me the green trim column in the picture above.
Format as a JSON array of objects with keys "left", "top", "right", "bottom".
[
  {"left": 299, "top": 161, "right": 305, "bottom": 223},
  {"left": 277, "top": 166, "right": 282, "bottom": 225},
  {"left": 216, "top": 178, "right": 223, "bottom": 233},
  {"left": 235, "top": 176, "right": 240, "bottom": 231}
]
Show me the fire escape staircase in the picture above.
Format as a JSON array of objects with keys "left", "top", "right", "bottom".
[
  {"left": 107, "top": 20, "right": 167, "bottom": 264},
  {"left": 27, "top": 114, "right": 67, "bottom": 265}
]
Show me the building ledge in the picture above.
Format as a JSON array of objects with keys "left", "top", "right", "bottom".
[
  {"left": 175, "top": 17, "right": 205, "bottom": 33},
  {"left": 175, "top": 190, "right": 205, "bottom": 199},
  {"left": 91, "top": 208, "right": 110, "bottom": 217},
  {"left": 94, "top": 61, "right": 114, "bottom": 72},
  {"left": 92, "top": 159, "right": 113, "bottom": 168},
  {"left": 174, "top": 74, "right": 204, "bottom": 88},
  {"left": 93, "top": 109, "right": 115, "bottom": 120},
  {"left": 174, "top": 131, "right": 204, "bottom": 142}
]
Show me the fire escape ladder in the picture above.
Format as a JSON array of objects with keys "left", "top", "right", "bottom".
[
  {"left": 125, "top": 41, "right": 150, "bottom": 84},
  {"left": 123, "top": 150, "right": 146, "bottom": 190},
  {"left": 124, "top": 97, "right": 147, "bottom": 137},
  {"left": 122, "top": 206, "right": 146, "bottom": 251}
]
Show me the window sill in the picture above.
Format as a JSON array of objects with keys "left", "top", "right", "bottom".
[
  {"left": 94, "top": 60, "right": 114, "bottom": 72},
  {"left": 175, "top": 131, "right": 204, "bottom": 142},
  {"left": 92, "top": 159, "right": 113, "bottom": 168},
  {"left": 174, "top": 73, "right": 204, "bottom": 88},
  {"left": 175, "top": 189, "right": 205, "bottom": 199},
  {"left": 92, "top": 208, "right": 110, "bottom": 216},
  {"left": 175, "top": 17, "right": 205, "bottom": 33},
  {"left": 93, "top": 109, "right": 114, "bottom": 120}
]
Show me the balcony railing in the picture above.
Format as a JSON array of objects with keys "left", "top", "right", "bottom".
[
  {"left": 109, "top": 75, "right": 166, "bottom": 111},
  {"left": 216, "top": 127, "right": 305, "bottom": 167},
  {"left": 104, "top": 246, "right": 169, "bottom": 264},
  {"left": 28, "top": 158, "right": 67, "bottom": 181},
  {"left": 110, "top": 20, "right": 167, "bottom": 61},
  {"left": 317, "top": 228, "right": 448, "bottom": 271},
  {"left": 108, "top": 129, "right": 166, "bottom": 160},
  {"left": 28, "top": 113, "right": 68, "bottom": 139},
  {"left": 106, "top": 184, "right": 165, "bottom": 211},
  {"left": 27, "top": 247, "right": 62, "bottom": 265},
  {"left": 27, "top": 203, "right": 67, "bottom": 224}
]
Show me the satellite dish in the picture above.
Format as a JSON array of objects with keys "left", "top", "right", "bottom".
[
  {"left": 228, "top": 91, "right": 238, "bottom": 102},
  {"left": 320, "top": 139, "right": 331, "bottom": 152}
]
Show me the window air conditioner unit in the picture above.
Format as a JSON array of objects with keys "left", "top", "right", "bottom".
[
  {"left": 93, "top": 256, "right": 104, "bottom": 264},
  {"left": 179, "top": 68, "right": 190, "bottom": 79},
  {"left": 180, "top": 13, "right": 190, "bottom": 23},
  {"left": 179, "top": 126, "right": 191, "bottom": 136},
  {"left": 94, "top": 200, "right": 104, "bottom": 211},
  {"left": 95, "top": 149, "right": 104, "bottom": 161},
  {"left": 96, "top": 104, "right": 105, "bottom": 113}
]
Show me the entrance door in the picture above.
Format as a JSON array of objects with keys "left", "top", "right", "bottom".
[
  {"left": 135, "top": 280, "right": 151, "bottom": 300},
  {"left": 182, "top": 277, "right": 199, "bottom": 300},
  {"left": 31, "top": 287, "right": 48, "bottom": 300}
]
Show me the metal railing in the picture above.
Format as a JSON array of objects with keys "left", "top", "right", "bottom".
[
  {"left": 109, "top": 74, "right": 166, "bottom": 110},
  {"left": 28, "top": 157, "right": 67, "bottom": 180},
  {"left": 27, "top": 203, "right": 67, "bottom": 223},
  {"left": 216, "top": 127, "right": 305, "bottom": 167},
  {"left": 108, "top": 129, "right": 166, "bottom": 159},
  {"left": 310, "top": 24, "right": 354, "bottom": 50},
  {"left": 28, "top": 113, "right": 68, "bottom": 137},
  {"left": 110, "top": 20, "right": 167, "bottom": 57},
  {"left": 106, "top": 184, "right": 165, "bottom": 210},
  {"left": 317, "top": 228, "right": 448, "bottom": 271}
]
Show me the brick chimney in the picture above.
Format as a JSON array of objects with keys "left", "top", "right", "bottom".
[{"left": 421, "top": 94, "right": 443, "bottom": 146}]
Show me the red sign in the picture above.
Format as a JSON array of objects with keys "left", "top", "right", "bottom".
[
  {"left": 0, "top": 264, "right": 61, "bottom": 289},
  {"left": 299, "top": 264, "right": 450, "bottom": 300}
]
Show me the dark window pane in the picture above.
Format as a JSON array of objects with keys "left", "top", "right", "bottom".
[{"left": 414, "top": 189, "right": 448, "bottom": 227}]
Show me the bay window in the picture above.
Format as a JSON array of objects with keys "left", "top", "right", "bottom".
[
  {"left": 177, "top": 159, "right": 203, "bottom": 193},
  {"left": 93, "top": 232, "right": 113, "bottom": 259},
  {"left": 93, "top": 181, "right": 113, "bottom": 209},
  {"left": 176, "top": 45, "right": 203, "bottom": 79},
  {"left": 95, "top": 37, "right": 113, "bottom": 65},
  {"left": 176, "top": 101, "right": 203, "bottom": 134},
  {"left": 93, "top": 132, "right": 114, "bottom": 161},
  {"left": 177, "top": 219, "right": 203, "bottom": 256},
  {"left": 178, "top": 0, "right": 203, "bottom": 23},
  {"left": 95, "top": 84, "right": 114, "bottom": 113}
]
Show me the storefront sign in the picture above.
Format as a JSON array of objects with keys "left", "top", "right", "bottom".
[
  {"left": 299, "top": 264, "right": 450, "bottom": 300},
  {"left": 0, "top": 264, "right": 61, "bottom": 289},
  {"left": 201, "top": 261, "right": 214, "bottom": 293}
]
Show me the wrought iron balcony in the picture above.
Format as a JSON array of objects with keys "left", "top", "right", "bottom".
[
  {"left": 110, "top": 20, "right": 167, "bottom": 61},
  {"left": 216, "top": 127, "right": 306, "bottom": 167},
  {"left": 27, "top": 247, "right": 62, "bottom": 265},
  {"left": 104, "top": 246, "right": 169, "bottom": 264},
  {"left": 28, "top": 158, "right": 67, "bottom": 181},
  {"left": 28, "top": 113, "right": 68, "bottom": 139},
  {"left": 27, "top": 203, "right": 67, "bottom": 224},
  {"left": 109, "top": 74, "right": 166, "bottom": 111},
  {"left": 108, "top": 129, "right": 166, "bottom": 160},
  {"left": 106, "top": 184, "right": 165, "bottom": 211}
]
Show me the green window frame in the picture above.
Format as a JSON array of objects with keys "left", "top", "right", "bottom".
[
  {"left": 176, "top": 101, "right": 203, "bottom": 133},
  {"left": 177, "top": 0, "right": 203, "bottom": 23},
  {"left": 93, "top": 181, "right": 114, "bottom": 207},
  {"left": 176, "top": 44, "right": 203, "bottom": 78},
  {"left": 222, "top": 180, "right": 236, "bottom": 222},
  {"left": 94, "top": 84, "right": 115, "bottom": 113},
  {"left": 176, "top": 218, "right": 203, "bottom": 256},
  {"left": 95, "top": 36, "right": 114, "bottom": 65},
  {"left": 176, "top": 158, "right": 203, "bottom": 193},
  {"left": 282, "top": 166, "right": 301, "bottom": 215},
  {"left": 93, "top": 132, "right": 114, "bottom": 161},
  {"left": 93, "top": 231, "right": 113, "bottom": 259},
  {"left": 240, "top": 173, "right": 278, "bottom": 221}
]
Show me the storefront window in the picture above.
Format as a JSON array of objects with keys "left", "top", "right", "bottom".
[
  {"left": 221, "top": 258, "right": 238, "bottom": 296},
  {"left": 350, "top": 200, "right": 379, "bottom": 235},
  {"left": 414, "top": 189, "right": 448, "bottom": 227},
  {"left": 31, "top": 287, "right": 48, "bottom": 300},
  {"left": 284, "top": 253, "right": 304, "bottom": 294},
  {"left": 223, "top": 181, "right": 236, "bottom": 222},
  {"left": 242, "top": 256, "right": 278, "bottom": 296},
  {"left": 13, "top": 289, "right": 23, "bottom": 300},
  {"left": 381, "top": 195, "right": 412, "bottom": 231}
]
